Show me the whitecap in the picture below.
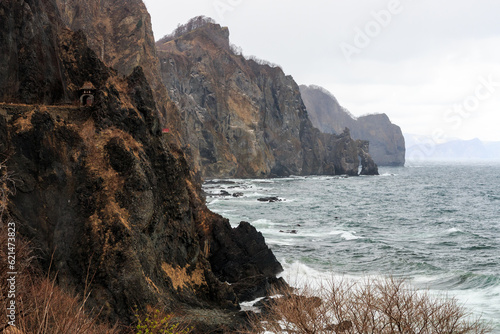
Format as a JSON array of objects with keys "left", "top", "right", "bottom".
[
  {"left": 446, "top": 227, "right": 463, "bottom": 234},
  {"left": 251, "top": 218, "right": 276, "bottom": 227},
  {"left": 248, "top": 192, "right": 272, "bottom": 197},
  {"left": 328, "top": 230, "right": 362, "bottom": 240},
  {"left": 267, "top": 239, "right": 295, "bottom": 246}
]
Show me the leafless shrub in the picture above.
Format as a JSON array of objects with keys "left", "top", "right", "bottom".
[
  {"left": 247, "top": 55, "right": 282, "bottom": 70},
  {"left": 248, "top": 276, "right": 491, "bottom": 333},
  {"left": 230, "top": 43, "right": 243, "bottom": 56}
]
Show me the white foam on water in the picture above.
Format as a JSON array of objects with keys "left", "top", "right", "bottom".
[
  {"left": 267, "top": 239, "right": 295, "bottom": 246},
  {"left": 248, "top": 192, "right": 273, "bottom": 197},
  {"left": 278, "top": 260, "right": 365, "bottom": 291},
  {"left": 274, "top": 260, "right": 500, "bottom": 332},
  {"left": 328, "top": 230, "right": 362, "bottom": 240},
  {"left": 253, "top": 179, "right": 277, "bottom": 184},
  {"left": 240, "top": 296, "right": 266, "bottom": 313},
  {"left": 279, "top": 260, "right": 333, "bottom": 290},
  {"left": 446, "top": 227, "right": 463, "bottom": 234},
  {"left": 251, "top": 218, "right": 277, "bottom": 229},
  {"left": 424, "top": 284, "right": 500, "bottom": 330}
]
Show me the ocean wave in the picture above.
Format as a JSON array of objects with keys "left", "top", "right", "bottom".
[
  {"left": 251, "top": 218, "right": 277, "bottom": 228},
  {"left": 206, "top": 164, "right": 500, "bottom": 328},
  {"left": 446, "top": 227, "right": 463, "bottom": 234},
  {"left": 424, "top": 272, "right": 500, "bottom": 291}
]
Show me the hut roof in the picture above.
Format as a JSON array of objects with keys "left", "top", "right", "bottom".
[{"left": 81, "top": 82, "right": 96, "bottom": 90}]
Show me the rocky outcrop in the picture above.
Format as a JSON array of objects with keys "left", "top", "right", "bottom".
[
  {"left": 207, "top": 220, "right": 285, "bottom": 302},
  {"left": 157, "top": 17, "right": 378, "bottom": 177},
  {"left": 0, "top": 0, "right": 283, "bottom": 329},
  {"left": 300, "top": 85, "right": 405, "bottom": 166}
]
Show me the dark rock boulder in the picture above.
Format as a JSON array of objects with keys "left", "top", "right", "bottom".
[
  {"left": 258, "top": 197, "right": 281, "bottom": 202},
  {"left": 206, "top": 219, "right": 283, "bottom": 301}
]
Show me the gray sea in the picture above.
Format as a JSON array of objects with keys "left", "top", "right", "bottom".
[{"left": 204, "top": 161, "right": 500, "bottom": 331}]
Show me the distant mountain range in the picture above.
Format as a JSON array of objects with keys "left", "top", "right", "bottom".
[{"left": 405, "top": 134, "right": 500, "bottom": 161}]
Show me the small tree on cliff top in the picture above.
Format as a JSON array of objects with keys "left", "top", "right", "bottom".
[{"left": 158, "top": 16, "right": 217, "bottom": 43}]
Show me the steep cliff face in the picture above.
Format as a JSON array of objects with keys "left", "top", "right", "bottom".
[
  {"left": 0, "top": 0, "right": 282, "bottom": 328},
  {"left": 300, "top": 85, "right": 406, "bottom": 166},
  {"left": 157, "top": 19, "right": 377, "bottom": 178},
  {"left": 54, "top": 0, "right": 186, "bottom": 145},
  {"left": 0, "top": 0, "right": 67, "bottom": 104}
]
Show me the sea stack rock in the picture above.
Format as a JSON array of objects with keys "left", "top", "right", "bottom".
[{"left": 357, "top": 140, "right": 379, "bottom": 175}]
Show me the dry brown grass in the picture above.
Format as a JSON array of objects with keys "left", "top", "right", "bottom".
[
  {"left": 248, "top": 276, "right": 492, "bottom": 334},
  {"left": 0, "top": 224, "right": 122, "bottom": 333}
]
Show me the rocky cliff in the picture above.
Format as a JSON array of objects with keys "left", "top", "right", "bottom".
[
  {"left": 300, "top": 85, "right": 406, "bottom": 166},
  {"left": 156, "top": 17, "right": 378, "bottom": 178},
  {"left": 54, "top": 0, "right": 187, "bottom": 151},
  {"left": 0, "top": 0, "right": 282, "bottom": 330}
]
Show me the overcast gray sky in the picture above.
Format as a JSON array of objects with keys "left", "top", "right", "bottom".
[{"left": 143, "top": 0, "right": 500, "bottom": 142}]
